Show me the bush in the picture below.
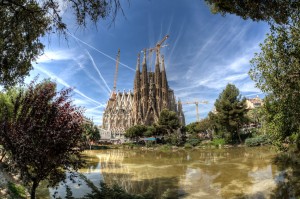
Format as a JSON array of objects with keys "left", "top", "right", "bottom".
[
  {"left": 164, "top": 134, "right": 184, "bottom": 146},
  {"left": 184, "top": 143, "right": 193, "bottom": 149},
  {"left": 122, "top": 143, "right": 137, "bottom": 149},
  {"left": 211, "top": 138, "right": 226, "bottom": 147},
  {"left": 159, "top": 145, "right": 172, "bottom": 152},
  {"left": 186, "top": 138, "right": 201, "bottom": 147},
  {"left": 245, "top": 135, "right": 270, "bottom": 147}
]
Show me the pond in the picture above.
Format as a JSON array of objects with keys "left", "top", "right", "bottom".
[{"left": 37, "top": 146, "right": 295, "bottom": 198}]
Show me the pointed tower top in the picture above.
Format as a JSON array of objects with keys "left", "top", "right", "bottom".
[
  {"left": 161, "top": 55, "right": 166, "bottom": 71},
  {"left": 136, "top": 53, "right": 140, "bottom": 71},
  {"left": 142, "top": 49, "right": 147, "bottom": 66}
]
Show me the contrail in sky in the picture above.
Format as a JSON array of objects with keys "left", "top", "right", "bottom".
[
  {"left": 67, "top": 31, "right": 135, "bottom": 72},
  {"left": 35, "top": 65, "right": 105, "bottom": 107},
  {"left": 85, "top": 50, "right": 111, "bottom": 94}
]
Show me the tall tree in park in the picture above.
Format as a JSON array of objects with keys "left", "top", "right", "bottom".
[
  {"left": 210, "top": 84, "right": 247, "bottom": 143},
  {"left": 0, "top": 0, "right": 125, "bottom": 88},
  {"left": 204, "top": 0, "right": 300, "bottom": 24},
  {"left": 249, "top": 14, "right": 300, "bottom": 150},
  {"left": 82, "top": 121, "right": 101, "bottom": 150},
  {"left": 0, "top": 80, "right": 84, "bottom": 199},
  {"left": 158, "top": 109, "right": 180, "bottom": 135}
]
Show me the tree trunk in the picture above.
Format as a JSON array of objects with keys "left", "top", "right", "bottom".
[
  {"left": 236, "top": 126, "right": 242, "bottom": 143},
  {"left": 30, "top": 180, "right": 39, "bottom": 199},
  {"left": 0, "top": 151, "right": 6, "bottom": 162}
]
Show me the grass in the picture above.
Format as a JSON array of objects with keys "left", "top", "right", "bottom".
[{"left": 211, "top": 138, "right": 226, "bottom": 147}]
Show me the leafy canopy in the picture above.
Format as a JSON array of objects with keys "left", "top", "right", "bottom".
[
  {"left": 249, "top": 14, "right": 300, "bottom": 150},
  {"left": 82, "top": 120, "right": 100, "bottom": 147},
  {"left": 186, "top": 118, "right": 212, "bottom": 134},
  {"left": 124, "top": 125, "right": 147, "bottom": 140},
  {"left": 204, "top": 0, "right": 300, "bottom": 24},
  {"left": 0, "top": 80, "right": 84, "bottom": 199},
  {"left": 0, "top": 0, "right": 124, "bottom": 88},
  {"left": 158, "top": 109, "right": 180, "bottom": 132}
]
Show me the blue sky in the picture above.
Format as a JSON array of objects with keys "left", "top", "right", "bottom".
[{"left": 27, "top": 0, "right": 270, "bottom": 125}]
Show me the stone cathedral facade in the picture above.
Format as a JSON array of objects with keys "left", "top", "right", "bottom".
[{"left": 102, "top": 51, "right": 185, "bottom": 139}]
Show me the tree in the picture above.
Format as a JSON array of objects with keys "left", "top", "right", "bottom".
[
  {"left": 0, "top": 0, "right": 125, "bottom": 88},
  {"left": 0, "top": 88, "right": 18, "bottom": 163},
  {"left": 158, "top": 109, "right": 180, "bottom": 135},
  {"left": 186, "top": 118, "right": 213, "bottom": 135},
  {"left": 0, "top": 80, "right": 84, "bottom": 199},
  {"left": 211, "top": 84, "right": 247, "bottom": 143},
  {"left": 249, "top": 14, "right": 300, "bottom": 150},
  {"left": 82, "top": 120, "right": 100, "bottom": 149},
  {"left": 204, "top": 0, "right": 300, "bottom": 24},
  {"left": 185, "top": 122, "right": 199, "bottom": 134},
  {"left": 124, "top": 125, "right": 147, "bottom": 141},
  {"left": 143, "top": 125, "right": 156, "bottom": 137}
]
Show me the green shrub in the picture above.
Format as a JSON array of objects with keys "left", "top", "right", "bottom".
[
  {"left": 184, "top": 143, "right": 193, "bottom": 149},
  {"left": 186, "top": 137, "right": 201, "bottom": 147},
  {"left": 164, "top": 134, "right": 184, "bottom": 146},
  {"left": 245, "top": 135, "right": 270, "bottom": 147},
  {"left": 122, "top": 143, "right": 136, "bottom": 149},
  {"left": 211, "top": 138, "right": 226, "bottom": 147},
  {"left": 159, "top": 145, "right": 172, "bottom": 152}
]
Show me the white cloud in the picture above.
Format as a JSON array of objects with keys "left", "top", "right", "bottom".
[
  {"left": 224, "top": 73, "right": 248, "bottom": 82},
  {"left": 37, "top": 50, "right": 75, "bottom": 63},
  {"left": 238, "top": 81, "right": 261, "bottom": 93}
]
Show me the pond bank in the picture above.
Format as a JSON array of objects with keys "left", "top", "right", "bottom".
[{"left": 0, "top": 164, "right": 28, "bottom": 198}]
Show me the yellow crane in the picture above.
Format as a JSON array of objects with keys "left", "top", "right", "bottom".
[
  {"left": 181, "top": 100, "right": 208, "bottom": 122},
  {"left": 110, "top": 49, "right": 120, "bottom": 100}
]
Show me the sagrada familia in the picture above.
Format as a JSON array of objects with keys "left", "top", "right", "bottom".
[{"left": 102, "top": 46, "right": 185, "bottom": 139}]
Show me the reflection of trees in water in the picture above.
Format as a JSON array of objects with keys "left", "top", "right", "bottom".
[
  {"left": 102, "top": 173, "right": 181, "bottom": 198},
  {"left": 83, "top": 150, "right": 187, "bottom": 198},
  {"left": 270, "top": 153, "right": 300, "bottom": 198},
  {"left": 81, "top": 147, "right": 281, "bottom": 198}
]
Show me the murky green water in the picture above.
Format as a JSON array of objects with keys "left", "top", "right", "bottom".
[{"left": 37, "top": 146, "right": 288, "bottom": 198}]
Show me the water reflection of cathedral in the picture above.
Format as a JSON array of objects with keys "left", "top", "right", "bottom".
[
  {"left": 102, "top": 49, "right": 185, "bottom": 139},
  {"left": 82, "top": 148, "right": 279, "bottom": 198}
]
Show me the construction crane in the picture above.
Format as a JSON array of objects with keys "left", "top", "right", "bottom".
[
  {"left": 142, "top": 35, "right": 169, "bottom": 70},
  {"left": 110, "top": 49, "right": 120, "bottom": 100},
  {"left": 182, "top": 100, "right": 208, "bottom": 122},
  {"left": 144, "top": 34, "right": 169, "bottom": 54}
]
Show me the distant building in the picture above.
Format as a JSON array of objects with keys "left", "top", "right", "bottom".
[
  {"left": 245, "top": 96, "right": 263, "bottom": 109},
  {"left": 101, "top": 50, "right": 184, "bottom": 139}
]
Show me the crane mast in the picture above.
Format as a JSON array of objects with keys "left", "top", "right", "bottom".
[
  {"left": 182, "top": 100, "right": 208, "bottom": 122},
  {"left": 110, "top": 49, "right": 120, "bottom": 100}
]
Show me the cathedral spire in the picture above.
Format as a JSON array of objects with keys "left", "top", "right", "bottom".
[
  {"left": 161, "top": 55, "right": 168, "bottom": 109},
  {"left": 161, "top": 55, "right": 166, "bottom": 71},
  {"left": 136, "top": 53, "right": 140, "bottom": 71},
  {"left": 155, "top": 49, "right": 160, "bottom": 69},
  {"left": 142, "top": 49, "right": 147, "bottom": 68},
  {"left": 134, "top": 53, "right": 141, "bottom": 91},
  {"left": 141, "top": 49, "right": 149, "bottom": 116},
  {"left": 161, "top": 55, "right": 168, "bottom": 88}
]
